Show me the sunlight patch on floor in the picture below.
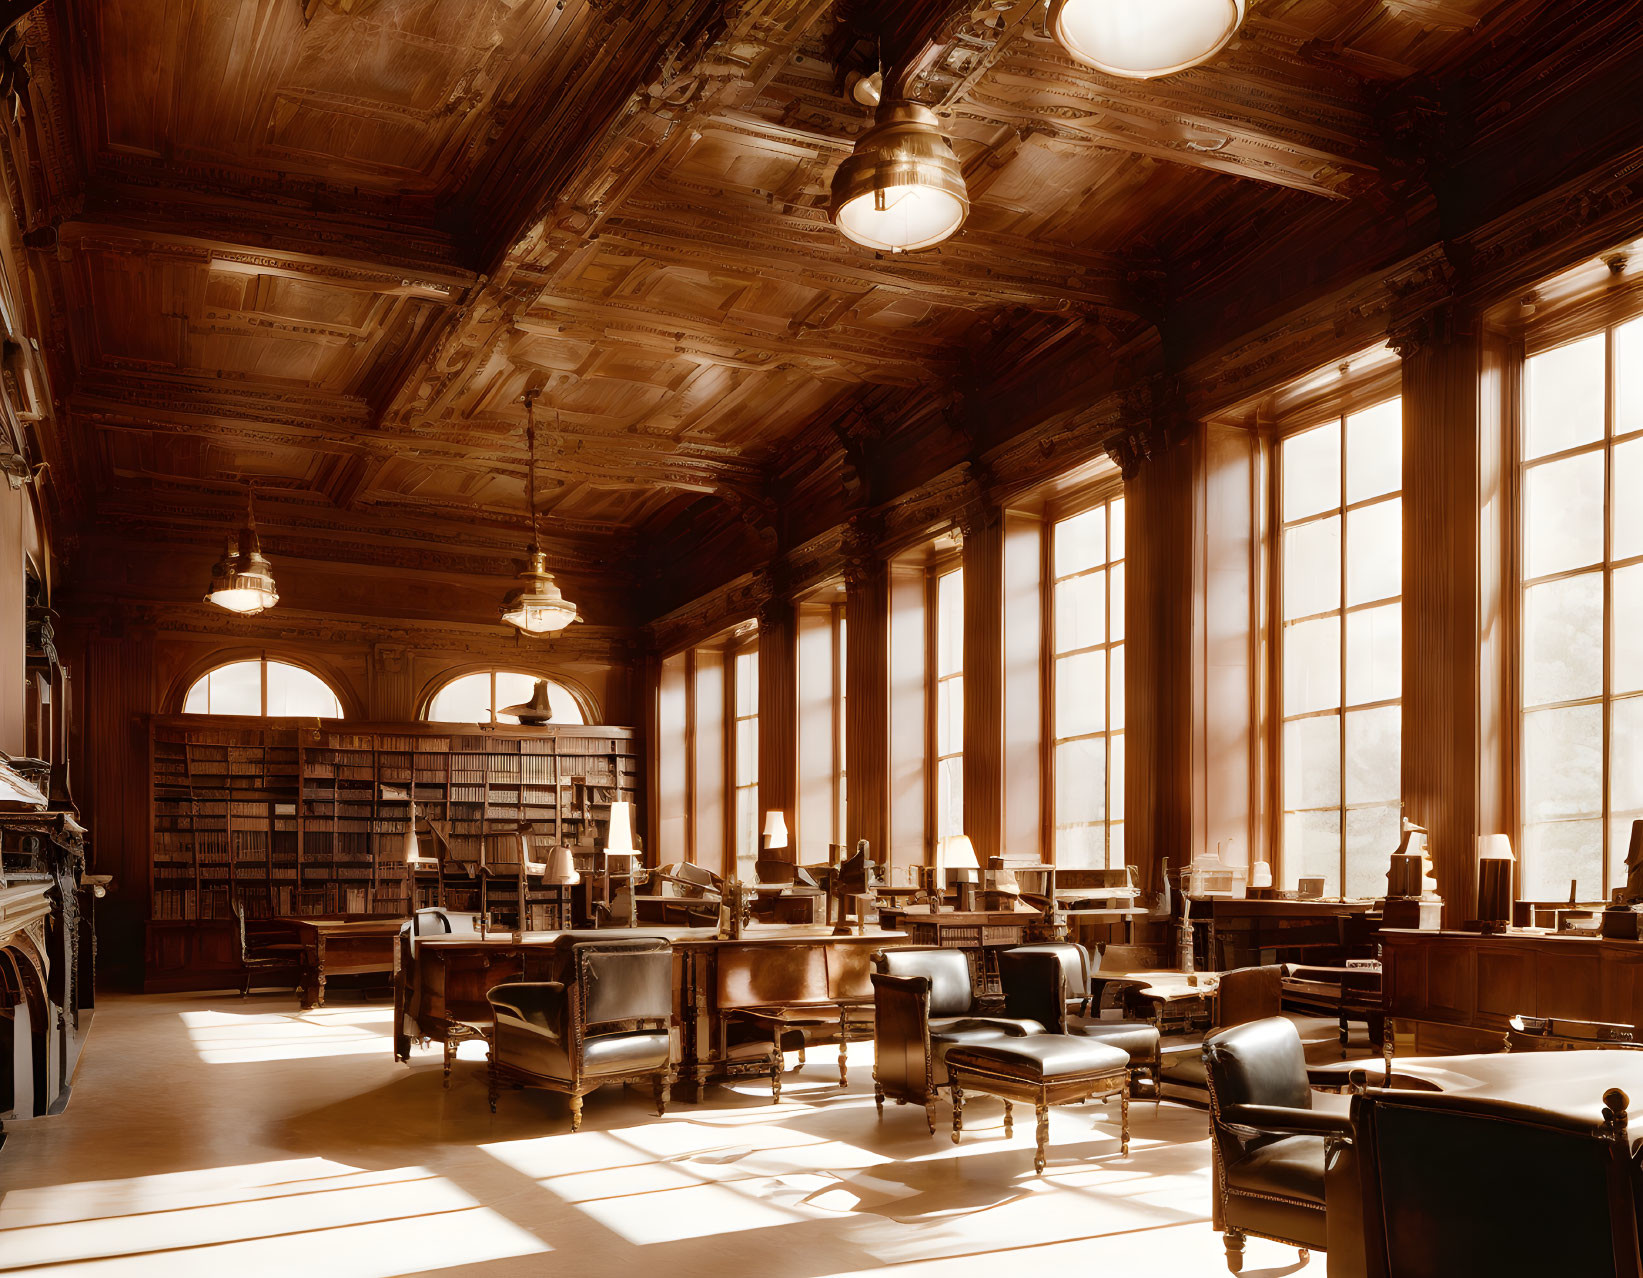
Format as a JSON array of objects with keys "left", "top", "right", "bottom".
[
  {"left": 179, "top": 1008, "right": 394, "bottom": 1064},
  {"left": 0, "top": 1157, "right": 549, "bottom": 1277}
]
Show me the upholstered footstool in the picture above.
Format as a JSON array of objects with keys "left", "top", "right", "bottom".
[{"left": 943, "top": 1038, "right": 1131, "bottom": 1174}]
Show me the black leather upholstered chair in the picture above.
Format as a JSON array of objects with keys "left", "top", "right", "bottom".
[
  {"left": 1203, "top": 1016, "right": 1359, "bottom": 1275},
  {"left": 487, "top": 937, "right": 674, "bottom": 1131},
  {"left": 871, "top": 947, "right": 1043, "bottom": 1133},
  {"left": 1352, "top": 1080, "right": 1643, "bottom": 1278},
  {"left": 999, "top": 943, "right": 1162, "bottom": 1095}
]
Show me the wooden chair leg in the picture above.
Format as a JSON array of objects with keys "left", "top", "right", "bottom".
[
  {"left": 874, "top": 1079, "right": 885, "bottom": 1117},
  {"left": 923, "top": 1097, "right": 938, "bottom": 1136},
  {"left": 1003, "top": 1098, "right": 1013, "bottom": 1136},
  {"left": 1224, "top": 1229, "right": 1246, "bottom": 1273},
  {"left": 771, "top": 1039, "right": 782, "bottom": 1104},
  {"left": 654, "top": 1075, "right": 670, "bottom": 1116},
  {"left": 569, "top": 1094, "right": 584, "bottom": 1133},
  {"left": 1119, "top": 1087, "right": 1130, "bottom": 1155},
  {"left": 443, "top": 1038, "right": 457, "bottom": 1089},
  {"left": 1034, "top": 1101, "right": 1050, "bottom": 1176},
  {"left": 838, "top": 1036, "right": 849, "bottom": 1087},
  {"left": 951, "top": 1081, "right": 964, "bottom": 1144}
]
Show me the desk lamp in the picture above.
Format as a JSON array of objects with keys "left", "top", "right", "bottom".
[{"left": 1476, "top": 835, "right": 1514, "bottom": 933}]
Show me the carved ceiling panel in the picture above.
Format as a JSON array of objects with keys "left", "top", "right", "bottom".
[
  {"left": 84, "top": 0, "right": 579, "bottom": 197},
  {"left": 7, "top": 0, "right": 1585, "bottom": 603}
]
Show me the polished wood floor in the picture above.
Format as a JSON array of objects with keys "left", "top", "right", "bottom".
[{"left": 0, "top": 995, "right": 1344, "bottom": 1277}]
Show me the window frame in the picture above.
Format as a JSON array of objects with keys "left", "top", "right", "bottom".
[
  {"left": 1045, "top": 485, "right": 1127, "bottom": 869},
  {"left": 422, "top": 670, "right": 589, "bottom": 726},
  {"left": 832, "top": 602, "right": 848, "bottom": 848},
  {"left": 927, "top": 555, "right": 964, "bottom": 862},
  {"left": 1512, "top": 317, "right": 1643, "bottom": 897},
  {"left": 181, "top": 655, "right": 344, "bottom": 719},
  {"left": 728, "top": 633, "right": 760, "bottom": 877},
  {"left": 1270, "top": 394, "right": 1405, "bottom": 895}
]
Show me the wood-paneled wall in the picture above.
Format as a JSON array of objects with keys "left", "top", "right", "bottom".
[
  {"left": 1124, "top": 431, "right": 1200, "bottom": 895},
  {"left": 1401, "top": 318, "right": 1490, "bottom": 919}
]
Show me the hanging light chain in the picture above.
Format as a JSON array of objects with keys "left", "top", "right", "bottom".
[{"left": 524, "top": 389, "right": 541, "bottom": 550}]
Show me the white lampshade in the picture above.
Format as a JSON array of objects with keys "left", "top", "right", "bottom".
[
  {"left": 606, "top": 801, "right": 636, "bottom": 856},
  {"left": 944, "top": 835, "right": 980, "bottom": 870},
  {"left": 1478, "top": 834, "right": 1515, "bottom": 861},
  {"left": 762, "top": 810, "right": 789, "bottom": 850},
  {"left": 1250, "top": 860, "right": 1273, "bottom": 889},
  {"left": 1049, "top": 0, "right": 1245, "bottom": 79},
  {"left": 938, "top": 835, "right": 980, "bottom": 887},
  {"left": 542, "top": 845, "right": 580, "bottom": 886}
]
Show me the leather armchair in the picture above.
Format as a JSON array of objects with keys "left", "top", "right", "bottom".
[
  {"left": 487, "top": 938, "right": 675, "bottom": 1131},
  {"left": 871, "top": 947, "right": 1043, "bottom": 1134},
  {"left": 999, "top": 943, "right": 1162, "bottom": 1095},
  {"left": 1352, "top": 1079, "right": 1642, "bottom": 1278},
  {"left": 1203, "top": 1016, "right": 1361, "bottom": 1275}
]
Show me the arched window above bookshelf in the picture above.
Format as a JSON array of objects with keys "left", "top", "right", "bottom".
[
  {"left": 182, "top": 658, "right": 343, "bottom": 719},
  {"left": 424, "top": 671, "right": 589, "bottom": 726}
]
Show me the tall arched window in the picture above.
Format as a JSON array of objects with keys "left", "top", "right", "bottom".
[
  {"left": 425, "top": 671, "right": 588, "bottom": 725},
  {"left": 182, "top": 659, "right": 343, "bottom": 718}
]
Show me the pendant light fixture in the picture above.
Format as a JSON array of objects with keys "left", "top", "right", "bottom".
[
  {"left": 1048, "top": 0, "right": 1245, "bottom": 80},
  {"left": 501, "top": 391, "right": 580, "bottom": 635},
  {"left": 830, "top": 99, "right": 969, "bottom": 253},
  {"left": 205, "top": 485, "right": 279, "bottom": 615}
]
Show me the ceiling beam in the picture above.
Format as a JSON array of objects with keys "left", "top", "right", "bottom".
[
  {"left": 966, "top": 40, "right": 1381, "bottom": 200},
  {"left": 603, "top": 184, "right": 1153, "bottom": 318},
  {"left": 73, "top": 371, "right": 769, "bottom": 496},
  {"left": 79, "top": 172, "right": 466, "bottom": 276}
]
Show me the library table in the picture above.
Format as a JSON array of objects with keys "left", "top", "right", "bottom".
[
  {"left": 395, "top": 923, "right": 911, "bottom": 1096},
  {"left": 279, "top": 916, "right": 405, "bottom": 1009}
]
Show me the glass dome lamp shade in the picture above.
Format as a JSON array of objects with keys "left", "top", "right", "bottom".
[
  {"left": 205, "top": 496, "right": 278, "bottom": 615},
  {"left": 830, "top": 101, "right": 969, "bottom": 253},
  {"left": 1048, "top": 0, "right": 1245, "bottom": 79},
  {"left": 501, "top": 550, "right": 580, "bottom": 634}
]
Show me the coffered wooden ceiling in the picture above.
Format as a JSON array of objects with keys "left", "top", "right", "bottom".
[{"left": 6, "top": 0, "right": 1616, "bottom": 615}]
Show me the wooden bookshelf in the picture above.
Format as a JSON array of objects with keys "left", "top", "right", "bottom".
[{"left": 145, "top": 717, "right": 639, "bottom": 988}]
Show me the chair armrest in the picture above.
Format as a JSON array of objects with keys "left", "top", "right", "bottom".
[
  {"left": 1222, "top": 1103, "right": 1354, "bottom": 1138},
  {"left": 487, "top": 981, "right": 568, "bottom": 1041}
]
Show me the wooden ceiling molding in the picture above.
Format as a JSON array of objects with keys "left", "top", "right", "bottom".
[{"left": 0, "top": 0, "right": 1634, "bottom": 638}]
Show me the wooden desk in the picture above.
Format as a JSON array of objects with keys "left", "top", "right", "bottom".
[
  {"left": 1202, "top": 898, "right": 1380, "bottom": 970},
  {"left": 1382, "top": 928, "right": 1643, "bottom": 1060},
  {"left": 394, "top": 923, "right": 911, "bottom": 1096},
  {"left": 279, "top": 916, "right": 404, "bottom": 1009},
  {"left": 1091, "top": 969, "right": 1220, "bottom": 1033}
]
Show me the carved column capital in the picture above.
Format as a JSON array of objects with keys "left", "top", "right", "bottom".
[
  {"left": 1388, "top": 301, "right": 1474, "bottom": 361},
  {"left": 752, "top": 568, "right": 790, "bottom": 630},
  {"left": 840, "top": 514, "right": 884, "bottom": 589}
]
